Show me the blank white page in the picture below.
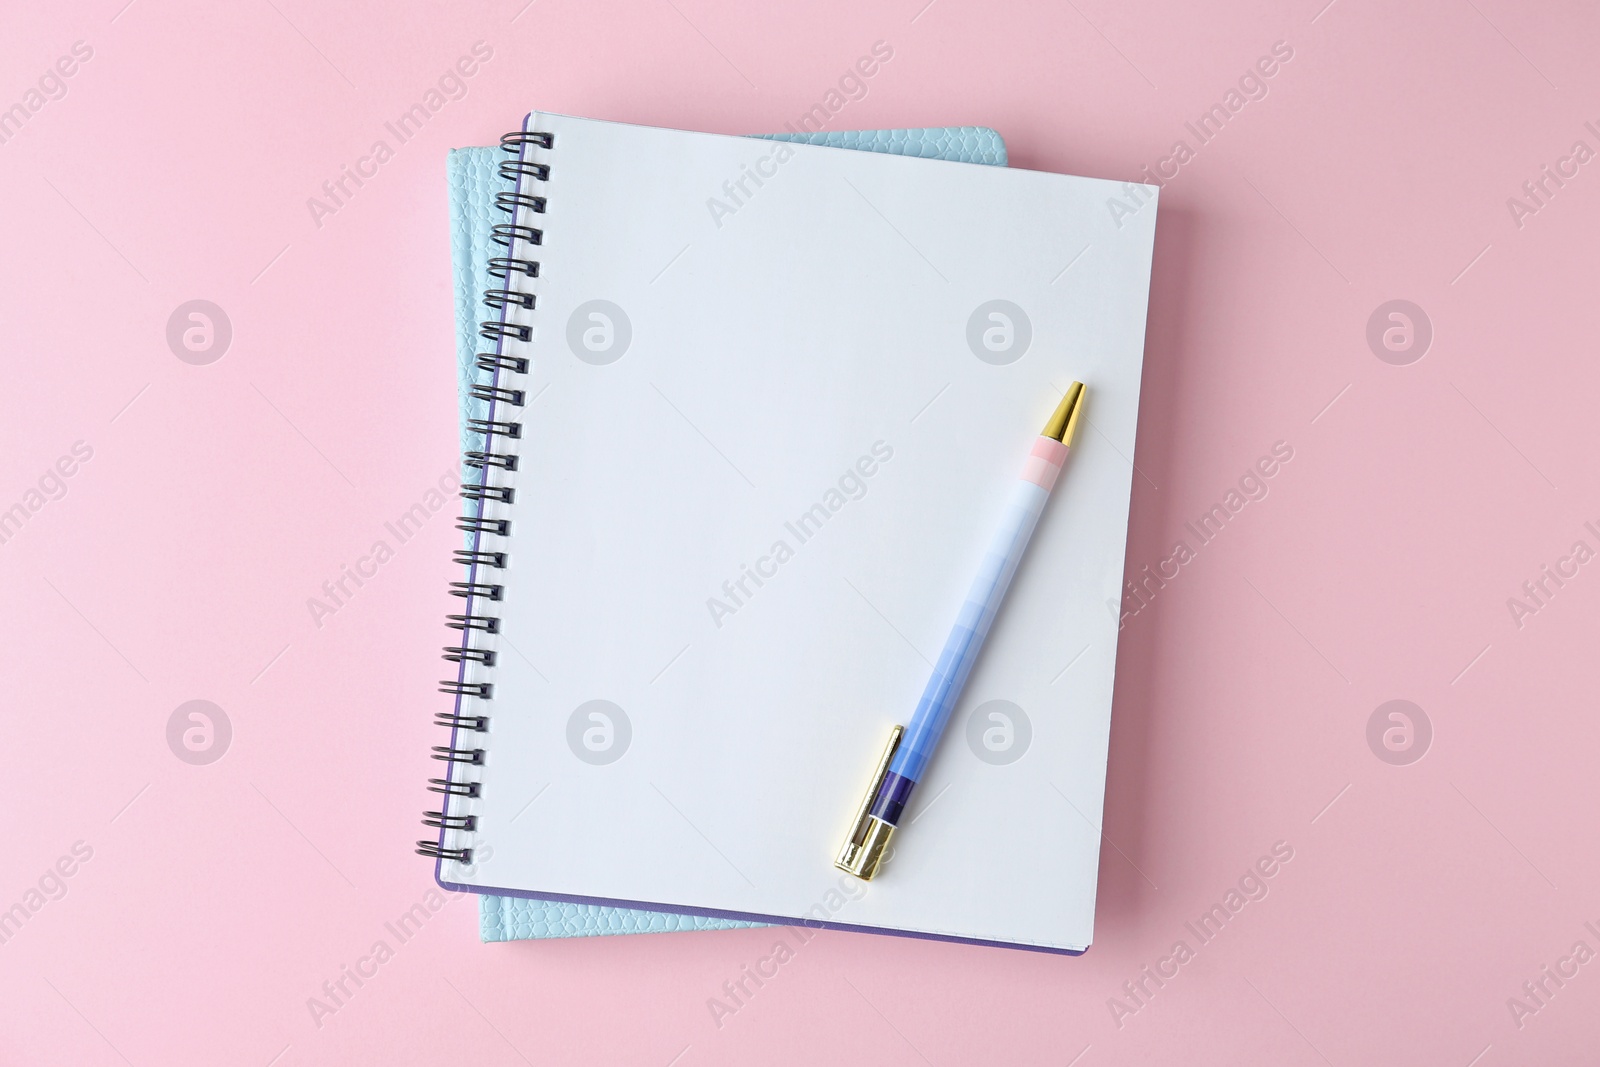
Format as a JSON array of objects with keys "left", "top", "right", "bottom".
[{"left": 440, "top": 112, "right": 1157, "bottom": 952}]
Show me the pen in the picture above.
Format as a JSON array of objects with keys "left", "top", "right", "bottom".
[{"left": 836, "top": 382, "right": 1085, "bottom": 880}]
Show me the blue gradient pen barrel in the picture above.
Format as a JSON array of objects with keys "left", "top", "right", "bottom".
[{"left": 836, "top": 382, "right": 1084, "bottom": 880}]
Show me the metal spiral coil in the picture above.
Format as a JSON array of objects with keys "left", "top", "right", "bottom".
[
  {"left": 461, "top": 483, "right": 514, "bottom": 504},
  {"left": 487, "top": 257, "right": 538, "bottom": 280},
  {"left": 479, "top": 320, "right": 531, "bottom": 343},
  {"left": 491, "top": 223, "right": 543, "bottom": 247},
  {"left": 418, "top": 126, "right": 552, "bottom": 866},
  {"left": 466, "top": 417, "right": 521, "bottom": 439},
  {"left": 483, "top": 288, "right": 535, "bottom": 310},
  {"left": 495, "top": 191, "right": 547, "bottom": 214},
  {"left": 449, "top": 581, "right": 503, "bottom": 601},
  {"left": 475, "top": 353, "right": 528, "bottom": 374},
  {"left": 416, "top": 842, "right": 473, "bottom": 862},
  {"left": 470, "top": 384, "right": 525, "bottom": 405},
  {"left": 499, "top": 159, "right": 550, "bottom": 182},
  {"left": 431, "top": 744, "right": 485, "bottom": 764},
  {"left": 455, "top": 516, "right": 509, "bottom": 537},
  {"left": 451, "top": 548, "right": 506, "bottom": 567},
  {"left": 437, "top": 682, "right": 493, "bottom": 699},
  {"left": 462, "top": 452, "right": 517, "bottom": 472}
]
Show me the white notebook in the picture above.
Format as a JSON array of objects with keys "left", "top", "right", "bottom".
[{"left": 427, "top": 112, "right": 1158, "bottom": 953}]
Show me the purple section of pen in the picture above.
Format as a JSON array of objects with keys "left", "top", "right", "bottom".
[{"left": 867, "top": 435, "right": 1071, "bottom": 826}]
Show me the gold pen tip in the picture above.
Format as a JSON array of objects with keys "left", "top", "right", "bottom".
[{"left": 1042, "top": 382, "right": 1085, "bottom": 445}]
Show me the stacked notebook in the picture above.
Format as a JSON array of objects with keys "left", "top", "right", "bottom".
[
  {"left": 450, "top": 127, "right": 1008, "bottom": 942},
  {"left": 430, "top": 112, "right": 1157, "bottom": 954}
]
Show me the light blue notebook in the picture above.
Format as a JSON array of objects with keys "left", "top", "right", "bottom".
[{"left": 447, "top": 126, "right": 1008, "bottom": 943}]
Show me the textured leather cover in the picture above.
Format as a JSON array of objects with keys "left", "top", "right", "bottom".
[
  {"left": 481, "top": 898, "right": 766, "bottom": 942},
  {"left": 751, "top": 125, "right": 1008, "bottom": 163},
  {"left": 448, "top": 126, "right": 1008, "bottom": 943}
]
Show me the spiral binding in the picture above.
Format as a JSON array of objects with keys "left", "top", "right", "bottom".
[{"left": 417, "top": 128, "right": 554, "bottom": 867}]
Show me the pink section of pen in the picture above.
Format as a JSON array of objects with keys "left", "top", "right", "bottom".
[{"left": 1021, "top": 436, "right": 1070, "bottom": 490}]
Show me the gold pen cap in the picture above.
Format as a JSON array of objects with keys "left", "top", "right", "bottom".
[
  {"left": 835, "top": 725, "right": 903, "bottom": 881},
  {"left": 1041, "top": 381, "right": 1085, "bottom": 446}
]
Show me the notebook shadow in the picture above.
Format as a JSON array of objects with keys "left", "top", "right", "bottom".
[{"left": 1092, "top": 202, "right": 1198, "bottom": 932}]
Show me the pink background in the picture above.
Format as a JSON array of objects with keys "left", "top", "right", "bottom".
[{"left": 3, "top": 0, "right": 1598, "bottom": 1063}]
